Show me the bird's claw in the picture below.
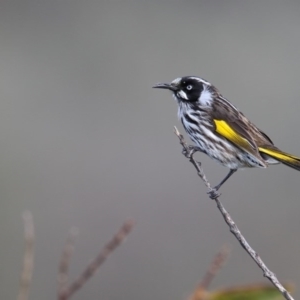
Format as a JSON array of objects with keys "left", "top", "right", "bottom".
[
  {"left": 182, "top": 148, "right": 189, "bottom": 157},
  {"left": 207, "top": 188, "right": 220, "bottom": 200},
  {"left": 182, "top": 145, "right": 200, "bottom": 158}
]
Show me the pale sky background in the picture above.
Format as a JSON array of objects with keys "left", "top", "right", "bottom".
[{"left": 1, "top": 1, "right": 300, "bottom": 299}]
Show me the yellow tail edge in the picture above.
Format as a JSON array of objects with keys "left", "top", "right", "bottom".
[{"left": 259, "top": 147, "right": 300, "bottom": 171}]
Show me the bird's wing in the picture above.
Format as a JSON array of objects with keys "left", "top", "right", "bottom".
[
  {"left": 257, "top": 128, "right": 274, "bottom": 145},
  {"left": 214, "top": 119, "right": 256, "bottom": 152},
  {"left": 213, "top": 119, "right": 256, "bottom": 153},
  {"left": 211, "top": 98, "right": 261, "bottom": 154}
]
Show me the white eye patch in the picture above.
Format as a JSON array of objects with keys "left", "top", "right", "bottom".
[{"left": 186, "top": 85, "right": 193, "bottom": 90}]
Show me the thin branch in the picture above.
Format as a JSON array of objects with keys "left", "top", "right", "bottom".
[
  {"left": 174, "top": 126, "right": 294, "bottom": 300},
  {"left": 189, "top": 245, "right": 230, "bottom": 300},
  {"left": 58, "top": 220, "right": 135, "bottom": 300},
  {"left": 18, "top": 211, "right": 35, "bottom": 300},
  {"left": 57, "top": 227, "right": 78, "bottom": 298},
  {"left": 198, "top": 244, "right": 230, "bottom": 291}
]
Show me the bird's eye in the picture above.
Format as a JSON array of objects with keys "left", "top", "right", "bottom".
[{"left": 186, "top": 85, "right": 193, "bottom": 90}]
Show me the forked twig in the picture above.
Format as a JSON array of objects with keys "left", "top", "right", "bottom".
[
  {"left": 174, "top": 126, "right": 294, "bottom": 300},
  {"left": 58, "top": 220, "right": 135, "bottom": 300},
  {"left": 18, "top": 211, "right": 35, "bottom": 300}
]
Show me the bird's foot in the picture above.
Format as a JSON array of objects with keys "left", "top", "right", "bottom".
[
  {"left": 182, "top": 145, "right": 201, "bottom": 159},
  {"left": 207, "top": 188, "right": 220, "bottom": 200}
]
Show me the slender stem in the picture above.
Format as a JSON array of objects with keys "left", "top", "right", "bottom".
[
  {"left": 18, "top": 211, "right": 35, "bottom": 300},
  {"left": 199, "top": 245, "right": 230, "bottom": 290},
  {"left": 57, "top": 228, "right": 78, "bottom": 298},
  {"left": 174, "top": 126, "right": 294, "bottom": 300},
  {"left": 189, "top": 245, "right": 230, "bottom": 300}
]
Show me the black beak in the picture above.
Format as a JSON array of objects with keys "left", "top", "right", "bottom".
[{"left": 152, "top": 83, "right": 177, "bottom": 91}]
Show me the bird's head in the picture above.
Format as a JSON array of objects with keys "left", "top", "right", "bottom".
[{"left": 153, "top": 76, "right": 215, "bottom": 106}]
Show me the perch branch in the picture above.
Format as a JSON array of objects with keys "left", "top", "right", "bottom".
[{"left": 174, "top": 126, "right": 294, "bottom": 300}]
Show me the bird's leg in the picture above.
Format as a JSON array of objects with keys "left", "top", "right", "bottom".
[
  {"left": 213, "top": 169, "right": 237, "bottom": 191},
  {"left": 208, "top": 169, "right": 237, "bottom": 199}
]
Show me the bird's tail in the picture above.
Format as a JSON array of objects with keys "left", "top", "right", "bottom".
[{"left": 259, "top": 146, "right": 300, "bottom": 171}]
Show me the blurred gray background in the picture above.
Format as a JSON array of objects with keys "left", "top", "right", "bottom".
[{"left": 1, "top": 0, "right": 300, "bottom": 299}]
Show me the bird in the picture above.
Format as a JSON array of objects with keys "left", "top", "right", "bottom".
[{"left": 153, "top": 76, "right": 300, "bottom": 198}]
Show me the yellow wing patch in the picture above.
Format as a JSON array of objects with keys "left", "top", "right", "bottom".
[
  {"left": 214, "top": 119, "right": 253, "bottom": 151},
  {"left": 259, "top": 147, "right": 300, "bottom": 163}
]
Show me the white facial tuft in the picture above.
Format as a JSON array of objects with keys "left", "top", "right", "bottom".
[
  {"left": 177, "top": 90, "right": 188, "bottom": 100},
  {"left": 198, "top": 87, "right": 213, "bottom": 106}
]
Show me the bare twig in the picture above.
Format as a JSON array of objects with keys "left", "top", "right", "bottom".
[
  {"left": 58, "top": 220, "right": 135, "bottom": 300},
  {"left": 189, "top": 245, "right": 230, "bottom": 300},
  {"left": 18, "top": 211, "right": 35, "bottom": 300},
  {"left": 198, "top": 244, "right": 230, "bottom": 291},
  {"left": 174, "top": 126, "right": 294, "bottom": 300},
  {"left": 57, "top": 227, "right": 78, "bottom": 298}
]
